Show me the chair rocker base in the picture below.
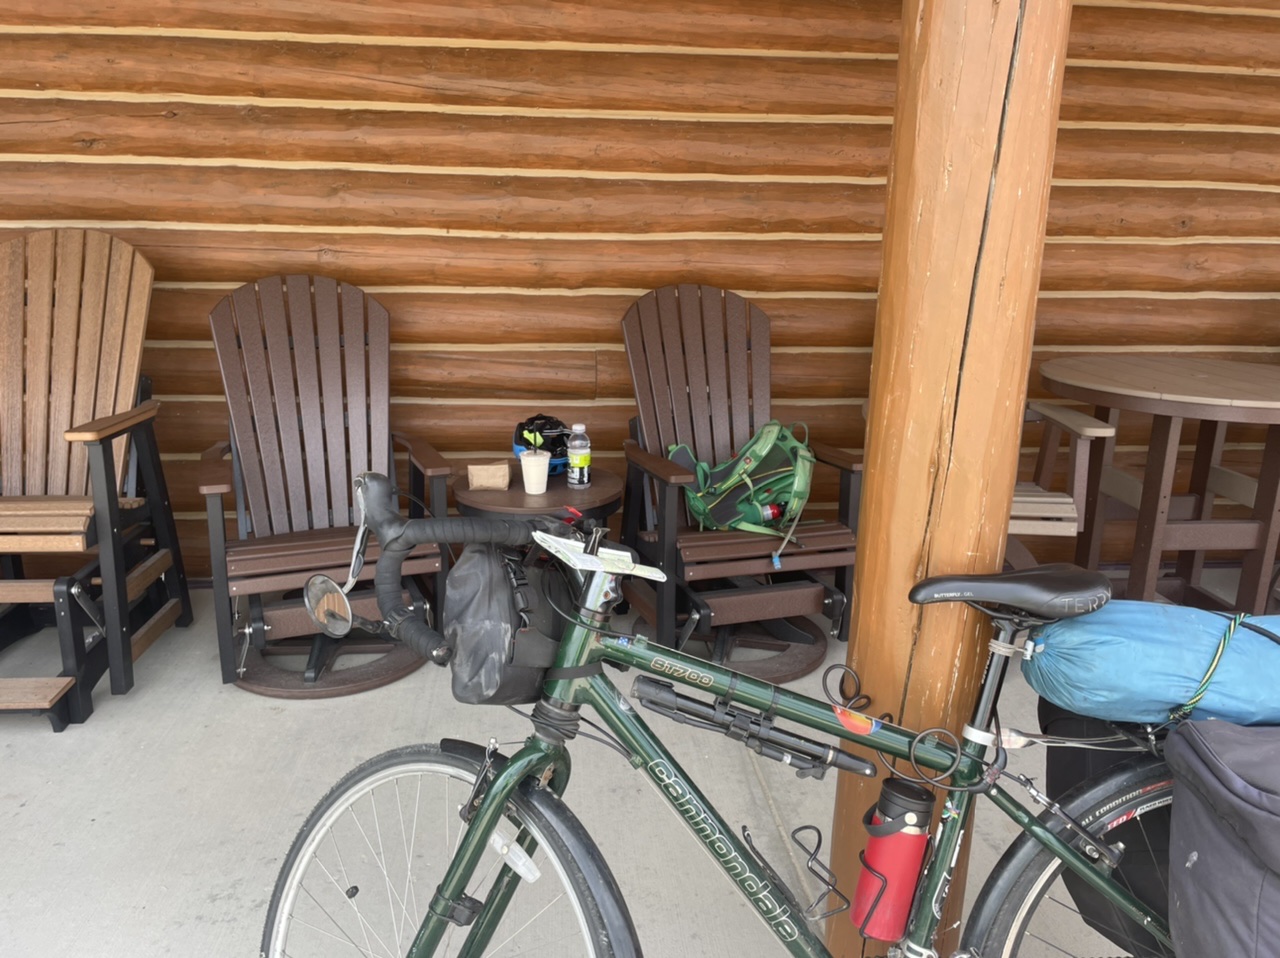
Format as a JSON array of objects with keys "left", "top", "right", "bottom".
[
  {"left": 683, "top": 619, "right": 829, "bottom": 685},
  {"left": 234, "top": 637, "right": 428, "bottom": 700}
]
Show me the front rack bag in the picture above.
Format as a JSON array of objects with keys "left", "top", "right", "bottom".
[{"left": 443, "top": 543, "right": 567, "bottom": 705}]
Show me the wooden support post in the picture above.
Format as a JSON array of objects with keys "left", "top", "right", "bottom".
[{"left": 825, "top": 1, "right": 1072, "bottom": 955}]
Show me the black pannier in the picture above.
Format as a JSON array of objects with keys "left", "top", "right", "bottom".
[
  {"left": 1166, "top": 719, "right": 1280, "bottom": 957},
  {"left": 443, "top": 543, "right": 572, "bottom": 705},
  {"left": 1038, "top": 698, "right": 1172, "bottom": 956}
]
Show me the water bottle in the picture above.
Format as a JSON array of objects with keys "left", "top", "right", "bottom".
[
  {"left": 850, "top": 778, "right": 935, "bottom": 941},
  {"left": 567, "top": 423, "right": 591, "bottom": 489}
]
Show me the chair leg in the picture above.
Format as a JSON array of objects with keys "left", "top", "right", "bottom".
[
  {"left": 53, "top": 575, "right": 105, "bottom": 724},
  {"left": 654, "top": 574, "right": 679, "bottom": 648},
  {"left": 834, "top": 467, "right": 860, "bottom": 643},
  {"left": 134, "top": 420, "right": 193, "bottom": 626},
  {"left": 86, "top": 440, "right": 134, "bottom": 694},
  {"left": 207, "top": 494, "right": 240, "bottom": 684}
]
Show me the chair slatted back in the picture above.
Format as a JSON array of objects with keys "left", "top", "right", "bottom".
[
  {"left": 209, "top": 275, "right": 392, "bottom": 537},
  {"left": 0, "top": 228, "right": 152, "bottom": 497},
  {"left": 622, "top": 284, "right": 771, "bottom": 466}
]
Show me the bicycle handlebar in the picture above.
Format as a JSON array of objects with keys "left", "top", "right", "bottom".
[{"left": 354, "top": 472, "right": 539, "bottom": 664}]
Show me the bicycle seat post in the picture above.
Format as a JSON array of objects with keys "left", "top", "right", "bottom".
[{"left": 965, "top": 617, "right": 1024, "bottom": 743}]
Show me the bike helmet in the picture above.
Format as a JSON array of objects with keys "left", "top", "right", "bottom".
[{"left": 513, "top": 414, "right": 569, "bottom": 475}]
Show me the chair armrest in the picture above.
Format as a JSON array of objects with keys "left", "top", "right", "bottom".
[
  {"left": 392, "top": 431, "right": 451, "bottom": 478},
  {"left": 198, "top": 441, "right": 233, "bottom": 496},
  {"left": 1026, "top": 401, "right": 1114, "bottom": 439},
  {"left": 624, "top": 439, "right": 696, "bottom": 486},
  {"left": 64, "top": 399, "right": 159, "bottom": 443},
  {"left": 809, "top": 439, "right": 862, "bottom": 473}
]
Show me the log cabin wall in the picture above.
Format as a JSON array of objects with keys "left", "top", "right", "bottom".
[{"left": 0, "top": 0, "right": 1275, "bottom": 576}]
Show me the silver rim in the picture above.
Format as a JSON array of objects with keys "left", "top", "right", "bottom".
[{"left": 266, "top": 756, "right": 600, "bottom": 957}]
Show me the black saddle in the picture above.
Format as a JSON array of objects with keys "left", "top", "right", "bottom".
[{"left": 908, "top": 563, "right": 1110, "bottom": 621}]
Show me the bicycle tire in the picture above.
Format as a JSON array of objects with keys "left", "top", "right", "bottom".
[
  {"left": 261, "top": 740, "right": 641, "bottom": 958},
  {"left": 960, "top": 754, "right": 1174, "bottom": 958}
]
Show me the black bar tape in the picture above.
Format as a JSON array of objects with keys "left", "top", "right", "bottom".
[{"left": 356, "top": 472, "right": 537, "bottom": 664}]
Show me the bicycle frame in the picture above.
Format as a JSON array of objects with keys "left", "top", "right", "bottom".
[{"left": 404, "top": 553, "right": 1173, "bottom": 958}]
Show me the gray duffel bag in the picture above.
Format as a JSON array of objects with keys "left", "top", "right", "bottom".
[{"left": 1166, "top": 719, "right": 1280, "bottom": 957}]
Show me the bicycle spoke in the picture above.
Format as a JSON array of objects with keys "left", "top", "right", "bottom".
[
  {"left": 298, "top": 871, "right": 395, "bottom": 957},
  {"left": 481, "top": 894, "right": 569, "bottom": 955}
]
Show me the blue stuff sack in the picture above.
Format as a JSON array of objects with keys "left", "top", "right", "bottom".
[{"left": 1022, "top": 600, "right": 1280, "bottom": 725}]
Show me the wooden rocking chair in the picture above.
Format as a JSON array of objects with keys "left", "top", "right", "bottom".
[
  {"left": 0, "top": 228, "right": 192, "bottom": 730},
  {"left": 200, "top": 275, "right": 450, "bottom": 698},
  {"left": 619, "top": 285, "right": 859, "bottom": 683}
]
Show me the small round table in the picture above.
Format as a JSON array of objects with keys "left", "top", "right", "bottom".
[{"left": 453, "top": 464, "right": 624, "bottom": 521}]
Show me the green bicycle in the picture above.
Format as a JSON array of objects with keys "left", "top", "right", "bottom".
[{"left": 261, "top": 472, "right": 1174, "bottom": 958}]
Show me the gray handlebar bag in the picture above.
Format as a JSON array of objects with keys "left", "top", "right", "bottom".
[
  {"left": 1166, "top": 719, "right": 1280, "bottom": 957},
  {"left": 443, "top": 543, "right": 567, "bottom": 705}
]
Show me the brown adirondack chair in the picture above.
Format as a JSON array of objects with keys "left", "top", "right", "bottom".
[
  {"left": 201, "top": 274, "right": 450, "bottom": 697},
  {"left": 619, "top": 284, "right": 859, "bottom": 682},
  {"left": 0, "top": 228, "right": 192, "bottom": 730}
]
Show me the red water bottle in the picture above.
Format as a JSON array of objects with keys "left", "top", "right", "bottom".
[{"left": 850, "top": 778, "right": 935, "bottom": 941}]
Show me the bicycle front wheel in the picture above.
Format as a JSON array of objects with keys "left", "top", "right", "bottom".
[
  {"left": 961, "top": 754, "right": 1174, "bottom": 958},
  {"left": 261, "top": 741, "right": 640, "bottom": 958}
]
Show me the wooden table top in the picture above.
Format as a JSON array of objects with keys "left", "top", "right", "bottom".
[
  {"left": 1041, "top": 355, "right": 1280, "bottom": 423},
  {"left": 453, "top": 463, "right": 623, "bottom": 516}
]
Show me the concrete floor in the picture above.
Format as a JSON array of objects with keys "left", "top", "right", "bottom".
[{"left": 1, "top": 589, "right": 1051, "bottom": 958}]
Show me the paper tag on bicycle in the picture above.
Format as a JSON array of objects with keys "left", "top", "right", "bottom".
[{"left": 532, "top": 531, "right": 667, "bottom": 582}]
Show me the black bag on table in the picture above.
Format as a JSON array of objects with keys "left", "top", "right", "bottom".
[
  {"left": 1166, "top": 719, "right": 1280, "bottom": 957},
  {"left": 443, "top": 543, "right": 571, "bottom": 705}
]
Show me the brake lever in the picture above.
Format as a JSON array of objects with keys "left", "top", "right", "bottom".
[{"left": 340, "top": 517, "right": 369, "bottom": 594}]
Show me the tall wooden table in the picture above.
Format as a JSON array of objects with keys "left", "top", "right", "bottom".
[{"left": 1041, "top": 356, "right": 1280, "bottom": 613}]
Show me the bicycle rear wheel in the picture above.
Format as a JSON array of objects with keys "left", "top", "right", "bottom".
[
  {"left": 961, "top": 754, "right": 1174, "bottom": 958},
  {"left": 261, "top": 740, "right": 640, "bottom": 958}
]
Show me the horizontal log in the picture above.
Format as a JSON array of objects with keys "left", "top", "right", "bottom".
[
  {"left": 0, "top": 36, "right": 899, "bottom": 117},
  {"left": 142, "top": 344, "right": 600, "bottom": 399},
  {"left": 1053, "top": 129, "right": 1280, "bottom": 189},
  {"left": 1, "top": 2, "right": 1272, "bottom": 71},
  {"left": 151, "top": 397, "right": 866, "bottom": 458},
  {"left": 0, "top": 162, "right": 887, "bottom": 234},
  {"left": 146, "top": 288, "right": 880, "bottom": 347},
  {"left": 1060, "top": 66, "right": 1280, "bottom": 128},
  {"left": 147, "top": 291, "right": 1272, "bottom": 353},
  {"left": 1067, "top": 6, "right": 1280, "bottom": 73},
  {"left": 0, "top": 0, "right": 903, "bottom": 54},
  {"left": 4, "top": 99, "right": 1277, "bottom": 189},
  {"left": 2, "top": 229, "right": 1276, "bottom": 293},
  {"left": 1039, "top": 242, "right": 1280, "bottom": 293},
  {"left": 142, "top": 344, "right": 867, "bottom": 402},
  {"left": 1046, "top": 185, "right": 1280, "bottom": 237},
  {"left": 0, "top": 99, "right": 893, "bottom": 178},
  {"left": 0, "top": 228, "right": 886, "bottom": 290},
  {"left": 9, "top": 163, "right": 1280, "bottom": 240},
  {"left": 1033, "top": 297, "right": 1280, "bottom": 347},
  {"left": 4, "top": 33, "right": 1279, "bottom": 126}
]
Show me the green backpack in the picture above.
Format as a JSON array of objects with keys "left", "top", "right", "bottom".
[{"left": 667, "top": 420, "right": 814, "bottom": 567}]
